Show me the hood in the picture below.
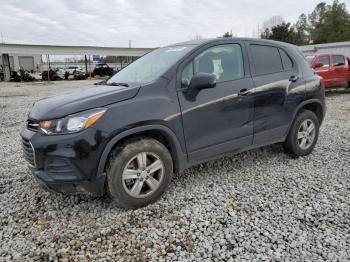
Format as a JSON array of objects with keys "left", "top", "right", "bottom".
[{"left": 29, "top": 84, "right": 140, "bottom": 120}]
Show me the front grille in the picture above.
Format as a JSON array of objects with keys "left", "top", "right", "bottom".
[
  {"left": 27, "top": 119, "right": 39, "bottom": 131},
  {"left": 22, "top": 138, "right": 36, "bottom": 167}
]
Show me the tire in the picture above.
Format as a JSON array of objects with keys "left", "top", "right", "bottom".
[
  {"left": 106, "top": 138, "right": 173, "bottom": 208},
  {"left": 283, "top": 110, "right": 319, "bottom": 157}
]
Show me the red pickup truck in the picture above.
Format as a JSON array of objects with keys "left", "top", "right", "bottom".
[{"left": 305, "top": 53, "right": 350, "bottom": 89}]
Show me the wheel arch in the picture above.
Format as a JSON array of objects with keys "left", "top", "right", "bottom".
[
  {"left": 299, "top": 101, "right": 324, "bottom": 124},
  {"left": 287, "top": 99, "right": 325, "bottom": 136},
  {"left": 97, "top": 125, "right": 187, "bottom": 176}
]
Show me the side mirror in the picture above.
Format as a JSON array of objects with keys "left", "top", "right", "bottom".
[
  {"left": 313, "top": 62, "right": 323, "bottom": 69},
  {"left": 189, "top": 73, "right": 216, "bottom": 90}
]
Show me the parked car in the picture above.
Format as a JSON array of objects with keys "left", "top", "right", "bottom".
[
  {"left": 0, "top": 69, "right": 21, "bottom": 82},
  {"left": 72, "top": 70, "right": 87, "bottom": 80},
  {"left": 41, "top": 68, "right": 65, "bottom": 81},
  {"left": 0, "top": 66, "right": 30, "bottom": 82},
  {"left": 93, "top": 63, "right": 115, "bottom": 76},
  {"left": 65, "top": 66, "right": 83, "bottom": 75},
  {"left": 305, "top": 53, "right": 350, "bottom": 89},
  {"left": 16, "top": 70, "right": 36, "bottom": 82},
  {"left": 21, "top": 38, "right": 325, "bottom": 208}
]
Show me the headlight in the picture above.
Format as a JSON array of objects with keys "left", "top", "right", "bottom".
[{"left": 39, "top": 108, "right": 106, "bottom": 135}]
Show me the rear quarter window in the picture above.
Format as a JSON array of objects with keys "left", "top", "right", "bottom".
[{"left": 279, "top": 49, "right": 293, "bottom": 71}]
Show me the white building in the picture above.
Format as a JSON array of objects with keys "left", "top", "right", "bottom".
[
  {"left": 0, "top": 53, "right": 42, "bottom": 71},
  {"left": 1, "top": 43, "right": 154, "bottom": 80},
  {"left": 299, "top": 41, "right": 350, "bottom": 57}
]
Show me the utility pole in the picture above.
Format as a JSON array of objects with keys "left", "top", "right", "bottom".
[
  {"left": 84, "top": 55, "right": 88, "bottom": 78},
  {"left": 47, "top": 55, "right": 50, "bottom": 81},
  {"left": 89, "top": 55, "right": 92, "bottom": 78},
  {"left": 1, "top": 32, "right": 4, "bottom": 43},
  {"left": 128, "top": 40, "right": 131, "bottom": 64}
]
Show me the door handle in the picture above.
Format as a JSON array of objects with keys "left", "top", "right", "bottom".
[
  {"left": 289, "top": 75, "right": 299, "bottom": 82},
  {"left": 238, "top": 88, "right": 250, "bottom": 96}
]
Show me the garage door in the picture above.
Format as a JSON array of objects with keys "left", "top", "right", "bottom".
[{"left": 19, "top": 56, "right": 34, "bottom": 71}]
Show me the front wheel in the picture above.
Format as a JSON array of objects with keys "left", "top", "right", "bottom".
[
  {"left": 284, "top": 110, "right": 319, "bottom": 156},
  {"left": 106, "top": 138, "right": 173, "bottom": 208}
]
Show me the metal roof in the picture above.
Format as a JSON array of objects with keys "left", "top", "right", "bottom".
[
  {"left": 299, "top": 41, "right": 350, "bottom": 57},
  {"left": 0, "top": 43, "right": 155, "bottom": 56},
  {"left": 299, "top": 41, "right": 350, "bottom": 52}
]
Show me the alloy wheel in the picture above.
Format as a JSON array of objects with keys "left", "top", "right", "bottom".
[
  {"left": 122, "top": 152, "right": 164, "bottom": 198},
  {"left": 297, "top": 119, "right": 316, "bottom": 150}
]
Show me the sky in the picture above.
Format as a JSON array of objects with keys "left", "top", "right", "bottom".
[{"left": 0, "top": 0, "right": 341, "bottom": 48}]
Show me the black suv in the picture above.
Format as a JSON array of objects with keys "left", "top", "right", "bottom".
[
  {"left": 93, "top": 63, "right": 115, "bottom": 77},
  {"left": 21, "top": 38, "right": 325, "bottom": 208}
]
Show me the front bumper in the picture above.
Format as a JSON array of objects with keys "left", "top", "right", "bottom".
[
  {"left": 20, "top": 127, "right": 109, "bottom": 196},
  {"left": 32, "top": 169, "right": 106, "bottom": 195}
]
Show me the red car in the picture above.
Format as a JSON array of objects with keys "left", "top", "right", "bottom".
[{"left": 305, "top": 53, "right": 350, "bottom": 89}]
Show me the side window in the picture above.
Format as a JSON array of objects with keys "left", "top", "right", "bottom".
[
  {"left": 332, "top": 55, "right": 345, "bottom": 66},
  {"left": 279, "top": 49, "right": 293, "bottom": 71},
  {"left": 251, "top": 45, "right": 283, "bottom": 75},
  {"left": 181, "top": 62, "right": 193, "bottom": 87},
  {"left": 317, "top": 56, "right": 330, "bottom": 67},
  {"left": 193, "top": 44, "right": 244, "bottom": 83}
]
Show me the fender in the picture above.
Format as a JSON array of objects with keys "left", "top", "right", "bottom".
[
  {"left": 286, "top": 98, "right": 325, "bottom": 136},
  {"left": 96, "top": 125, "right": 188, "bottom": 176}
]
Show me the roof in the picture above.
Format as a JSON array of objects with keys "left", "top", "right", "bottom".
[{"left": 167, "top": 37, "right": 297, "bottom": 48}]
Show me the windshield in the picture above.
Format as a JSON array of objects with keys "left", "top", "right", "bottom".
[
  {"left": 107, "top": 45, "right": 195, "bottom": 84},
  {"left": 305, "top": 55, "right": 315, "bottom": 64}
]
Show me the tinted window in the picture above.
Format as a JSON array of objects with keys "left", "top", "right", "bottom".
[
  {"left": 279, "top": 49, "right": 293, "bottom": 71},
  {"left": 194, "top": 44, "right": 244, "bottom": 82},
  {"left": 332, "top": 55, "right": 345, "bottom": 66},
  {"left": 251, "top": 45, "right": 283, "bottom": 75},
  {"left": 317, "top": 55, "right": 330, "bottom": 67}
]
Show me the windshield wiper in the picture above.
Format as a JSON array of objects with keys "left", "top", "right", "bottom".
[{"left": 107, "top": 82, "right": 129, "bottom": 87}]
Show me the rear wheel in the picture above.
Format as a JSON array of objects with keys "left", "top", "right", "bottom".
[
  {"left": 106, "top": 138, "right": 173, "bottom": 208},
  {"left": 284, "top": 110, "right": 319, "bottom": 156}
]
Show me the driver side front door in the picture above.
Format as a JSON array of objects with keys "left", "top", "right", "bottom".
[{"left": 177, "top": 43, "right": 255, "bottom": 162}]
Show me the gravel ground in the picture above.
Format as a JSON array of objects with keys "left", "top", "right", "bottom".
[{"left": 0, "top": 80, "right": 349, "bottom": 261}]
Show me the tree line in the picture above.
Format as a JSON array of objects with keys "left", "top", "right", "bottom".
[
  {"left": 261, "top": 0, "right": 350, "bottom": 45},
  {"left": 222, "top": 0, "right": 350, "bottom": 45}
]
